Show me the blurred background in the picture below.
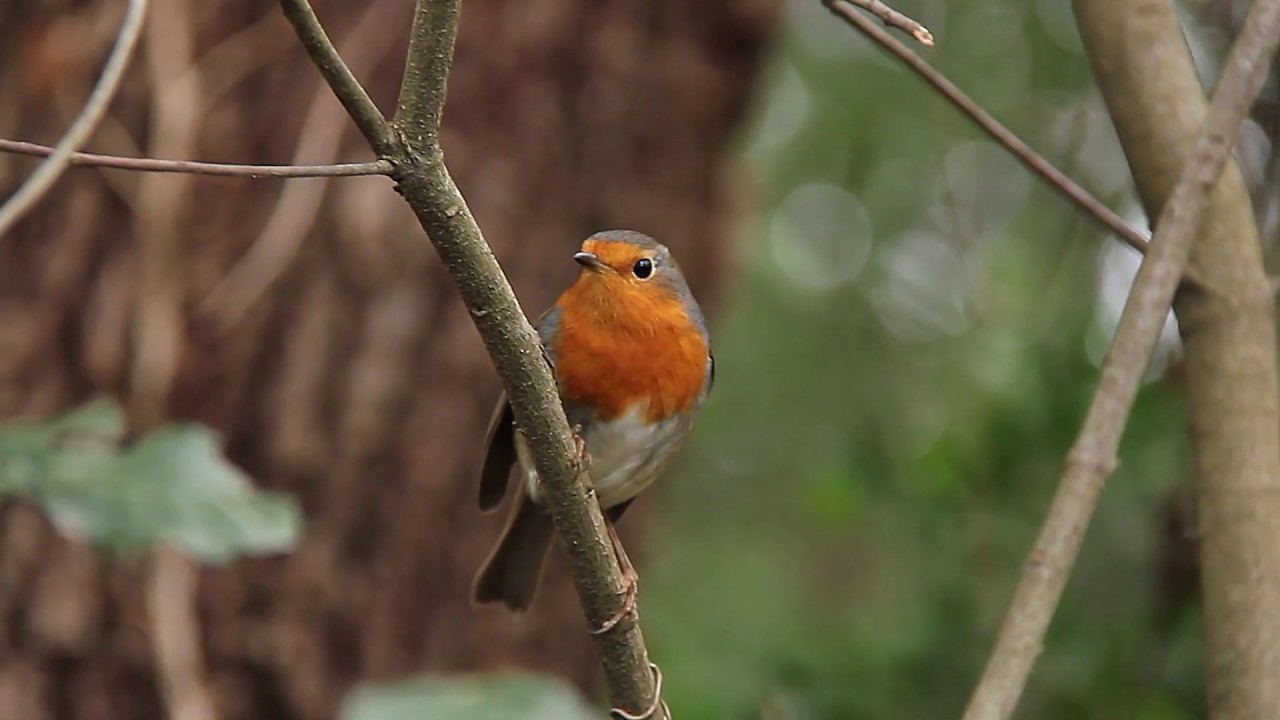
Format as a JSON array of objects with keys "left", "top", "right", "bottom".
[{"left": 2, "top": 0, "right": 1277, "bottom": 719}]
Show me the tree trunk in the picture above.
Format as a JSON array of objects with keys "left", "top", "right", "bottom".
[
  {"left": 1072, "top": 1, "right": 1280, "bottom": 716},
  {"left": 0, "top": 2, "right": 777, "bottom": 718}
]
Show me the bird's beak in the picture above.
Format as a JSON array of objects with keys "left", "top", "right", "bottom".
[{"left": 573, "top": 251, "right": 607, "bottom": 273}]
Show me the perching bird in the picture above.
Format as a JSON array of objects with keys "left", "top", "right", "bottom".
[{"left": 472, "top": 230, "right": 714, "bottom": 623}]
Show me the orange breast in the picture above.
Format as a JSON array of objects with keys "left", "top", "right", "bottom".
[{"left": 553, "top": 279, "right": 708, "bottom": 424}]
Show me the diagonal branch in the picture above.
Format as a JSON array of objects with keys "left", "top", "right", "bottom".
[
  {"left": 0, "top": 139, "right": 390, "bottom": 177},
  {"left": 278, "top": 0, "right": 667, "bottom": 716},
  {"left": 392, "top": 0, "right": 456, "bottom": 143},
  {"left": 0, "top": 0, "right": 148, "bottom": 239},
  {"left": 277, "top": 0, "right": 397, "bottom": 157},
  {"left": 1073, "top": 0, "right": 1280, "bottom": 715},
  {"left": 822, "top": 0, "right": 1150, "bottom": 256},
  {"left": 961, "top": 1, "right": 1280, "bottom": 718}
]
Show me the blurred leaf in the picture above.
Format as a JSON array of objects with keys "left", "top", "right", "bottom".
[
  {"left": 0, "top": 398, "right": 301, "bottom": 563},
  {"left": 799, "top": 464, "right": 867, "bottom": 528},
  {"left": 339, "top": 675, "right": 600, "bottom": 720}
]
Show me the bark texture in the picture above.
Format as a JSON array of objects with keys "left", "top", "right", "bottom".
[
  {"left": 0, "top": 2, "right": 777, "bottom": 719},
  {"left": 1073, "top": 1, "right": 1280, "bottom": 716}
]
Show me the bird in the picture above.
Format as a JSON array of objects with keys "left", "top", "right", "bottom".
[{"left": 471, "top": 230, "right": 714, "bottom": 626}]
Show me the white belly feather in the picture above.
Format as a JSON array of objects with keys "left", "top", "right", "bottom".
[{"left": 516, "top": 404, "right": 692, "bottom": 510}]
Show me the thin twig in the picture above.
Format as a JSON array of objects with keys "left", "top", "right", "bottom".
[
  {"left": 0, "top": 0, "right": 148, "bottom": 238},
  {"left": 279, "top": 0, "right": 668, "bottom": 716},
  {"left": 277, "top": 0, "right": 397, "bottom": 156},
  {"left": 961, "top": 1, "right": 1280, "bottom": 717},
  {"left": 183, "top": 8, "right": 292, "bottom": 110},
  {"left": 391, "top": 0, "right": 456, "bottom": 142},
  {"left": 129, "top": 0, "right": 198, "bottom": 432},
  {"left": 0, "top": 139, "right": 390, "bottom": 177},
  {"left": 149, "top": 549, "right": 218, "bottom": 720},
  {"left": 132, "top": 4, "right": 216, "bottom": 717},
  {"left": 846, "top": 0, "right": 933, "bottom": 45},
  {"left": 202, "top": 0, "right": 400, "bottom": 331},
  {"left": 822, "top": 0, "right": 1150, "bottom": 256}
]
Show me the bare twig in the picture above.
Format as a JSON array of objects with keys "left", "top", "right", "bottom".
[
  {"left": 392, "top": 0, "right": 456, "bottom": 141},
  {"left": 202, "top": 0, "right": 399, "bottom": 331},
  {"left": 961, "top": 2, "right": 1280, "bottom": 718},
  {"left": 1074, "top": 0, "right": 1280, "bottom": 715},
  {"left": 0, "top": 139, "right": 390, "bottom": 177},
  {"left": 183, "top": 8, "right": 292, "bottom": 108},
  {"left": 279, "top": 0, "right": 668, "bottom": 717},
  {"left": 277, "top": 0, "right": 396, "bottom": 157},
  {"left": 130, "top": 0, "right": 198, "bottom": 431},
  {"left": 135, "top": 5, "right": 215, "bottom": 717},
  {"left": 0, "top": 0, "right": 147, "bottom": 238},
  {"left": 822, "top": 0, "right": 1150, "bottom": 256},
  {"left": 148, "top": 548, "right": 218, "bottom": 720},
  {"left": 846, "top": 0, "right": 933, "bottom": 46}
]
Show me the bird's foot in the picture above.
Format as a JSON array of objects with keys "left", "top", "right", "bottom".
[
  {"left": 591, "top": 520, "right": 640, "bottom": 635},
  {"left": 609, "top": 662, "right": 667, "bottom": 720},
  {"left": 571, "top": 423, "right": 590, "bottom": 473},
  {"left": 591, "top": 565, "right": 639, "bottom": 636}
]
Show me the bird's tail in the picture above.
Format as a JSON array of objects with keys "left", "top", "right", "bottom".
[{"left": 471, "top": 493, "right": 555, "bottom": 611}]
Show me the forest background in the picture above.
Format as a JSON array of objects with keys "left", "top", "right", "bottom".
[{"left": 1, "top": 0, "right": 1276, "bottom": 719}]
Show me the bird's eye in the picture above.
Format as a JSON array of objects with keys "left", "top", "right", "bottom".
[{"left": 632, "top": 258, "right": 654, "bottom": 279}]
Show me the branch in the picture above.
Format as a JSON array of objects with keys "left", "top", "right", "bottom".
[
  {"left": 149, "top": 548, "right": 218, "bottom": 720},
  {"left": 1072, "top": 0, "right": 1280, "bottom": 716},
  {"left": 277, "top": 0, "right": 397, "bottom": 157},
  {"left": 822, "top": 0, "right": 1150, "bottom": 256},
  {"left": 134, "top": 4, "right": 215, "bottom": 715},
  {"left": 0, "top": 0, "right": 148, "bottom": 239},
  {"left": 0, "top": 139, "right": 390, "bottom": 177},
  {"left": 279, "top": 0, "right": 668, "bottom": 717},
  {"left": 961, "top": 1, "right": 1280, "bottom": 718},
  {"left": 845, "top": 0, "right": 933, "bottom": 46},
  {"left": 392, "top": 0, "right": 455, "bottom": 143}
]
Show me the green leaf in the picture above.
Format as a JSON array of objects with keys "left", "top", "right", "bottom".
[
  {"left": 0, "top": 398, "right": 302, "bottom": 563},
  {"left": 339, "top": 675, "right": 601, "bottom": 720}
]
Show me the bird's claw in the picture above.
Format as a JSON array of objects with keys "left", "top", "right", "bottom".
[
  {"left": 591, "top": 567, "right": 639, "bottom": 636},
  {"left": 593, "top": 518, "right": 639, "bottom": 635},
  {"left": 571, "top": 423, "right": 590, "bottom": 472},
  {"left": 609, "top": 662, "right": 666, "bottom": 720}
]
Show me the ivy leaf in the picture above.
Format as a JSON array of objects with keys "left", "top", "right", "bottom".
[
  {"left": 0, "top": 398, "right": 301, "bottom": 563},
  {"left": 339, "top": 675, "right": 601, "bottom": 720}
]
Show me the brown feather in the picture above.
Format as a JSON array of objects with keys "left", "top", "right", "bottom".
[
  {"left": 478, "top": 396, "right": 516, "bottom": 511},
  {"left": 471, "top": 493, "right": 555, "bottom": 610}
]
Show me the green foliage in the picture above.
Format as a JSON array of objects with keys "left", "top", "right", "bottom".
[
  {"left": 0, "top": 398, "right": 301, "bottom": 563},
  {"left": 339, "top": 675, "right": 600, "bottom": 720},
  {"left": 641, "top": 1, "right": 1209, "bottom": 718}
]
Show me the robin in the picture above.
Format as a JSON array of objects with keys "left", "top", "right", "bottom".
[{"left": 471, "top": 230, "right": 714, "bottom": 627}]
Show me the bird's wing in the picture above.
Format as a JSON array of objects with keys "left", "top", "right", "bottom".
[
  {"left": 478, "top": 395, "right": 518, "bottom": 511},
  {"left": 478, "top": 305, "right": 565, "bottom": 510}
]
